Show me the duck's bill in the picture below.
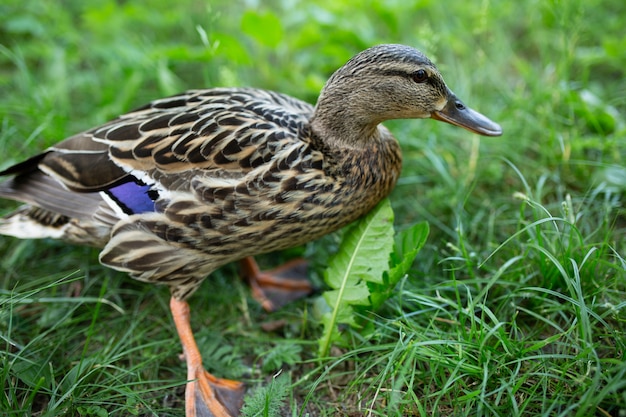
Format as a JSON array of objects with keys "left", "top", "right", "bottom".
[{"left": 432, "top": 95, "right": 502, "bottom": 137}]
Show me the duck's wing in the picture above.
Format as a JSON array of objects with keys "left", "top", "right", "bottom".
[
  {"left": 37, "top": 88, "right": 313, "bottom": 189},
  {"left": 0, "top": 88, "right": 315, "bottom": 239}
]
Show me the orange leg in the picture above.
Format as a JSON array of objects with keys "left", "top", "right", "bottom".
[
  {"left": 239, "top": 257, "right": 313, "bottom": 312},
  {"left": 170, "top": 297, "right": 244, "bottom": 417}
]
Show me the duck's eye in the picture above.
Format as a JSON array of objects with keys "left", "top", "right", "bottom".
[{"left": 411, "top": 69, "right": 428, "bottom": 83}]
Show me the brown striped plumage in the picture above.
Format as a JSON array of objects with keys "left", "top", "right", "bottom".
[{"left": 0, "top": 45, "right": 501, "bottom": 417}]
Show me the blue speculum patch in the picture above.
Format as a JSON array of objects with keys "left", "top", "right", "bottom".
[{"left": 106, "top": 180, "right": 156, "bottom": 214}]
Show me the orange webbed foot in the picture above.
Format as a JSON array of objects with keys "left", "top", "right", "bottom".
[
  {"left": 170, "top": 298, "right": 245, "bottom": 417},
  {"left": 239, "top": 257, "right": 313, "bottom": 312},
  {"left": 187, "top": 368, "right": 244, "bottom": 417}
]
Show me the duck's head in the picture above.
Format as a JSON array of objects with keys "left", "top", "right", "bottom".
[{"left": 312, "top": 44, "right": 502, "bottom": 144}]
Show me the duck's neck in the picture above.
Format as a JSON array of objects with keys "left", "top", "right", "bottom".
[{"left": 310, "top": 88, "right": 382, "bottom": 147}]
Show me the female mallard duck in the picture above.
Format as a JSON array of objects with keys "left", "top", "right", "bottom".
[{"left": 0, "top": 44, "right": 501, "bottom": 417}]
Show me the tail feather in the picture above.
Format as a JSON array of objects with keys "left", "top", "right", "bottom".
[
  {"left": 0, "top": 205, "right": 69, "bottom": 240},
  {"left": 0, "top": 205, "right": 110, "bottom": 247},
  {"left": 0, "top": 171, "right": 114, "bottom": 247},
  {"left": 0, "top": 171, "right": 103, "bottom": 221}
]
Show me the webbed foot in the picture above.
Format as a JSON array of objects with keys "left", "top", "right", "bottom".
[
  {"left": 239, "top": 257, "right": 312, "bottom": 312},
  {"left": 187, "top": 368, "right": 244, "bottom": 417},
  {"left": 170, "top": 298, "right": 245, "bottom": 417}
]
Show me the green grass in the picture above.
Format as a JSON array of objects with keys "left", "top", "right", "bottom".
[{"left": 1, "top": 0, "right": 625, "bottom": 416}]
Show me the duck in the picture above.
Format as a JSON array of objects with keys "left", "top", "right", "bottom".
[{"left": 0, "top": 44, "right": 502, "bottom": 417}]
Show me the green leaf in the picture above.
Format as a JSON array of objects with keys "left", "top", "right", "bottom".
[
  {"left": 323, "top": 282, "right": 370, "bottom": 307},
  {"left": 370, "top": 222, "right": 429, "bottom": 309},
  {"left": 260, "top": 343, "right": 302, "bottom": 372},
  {"left": 240, "top": 371, "right": 290, "bottom": 417},
  {"left": 325, "top": 200, "right": 395, "bottom": 287},
  {"left": 77, "top": 405, "right": 108, "bottom": 417},
  {"left": 317, "top": 200, "right": 429, "bottom": 357},
  {"left": 318, "top": 199, "right": 395, "bottom": 357},
  {"left": 389, "top": 222, "right": 429, "bottom": 286}
]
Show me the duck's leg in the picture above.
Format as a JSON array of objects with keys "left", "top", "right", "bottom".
[
  {"left": 239, "top": 257, "right": 312, "bottom": 312},
  {"left": 170, "top": 297, "right": 244, "bottom": 417}
]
